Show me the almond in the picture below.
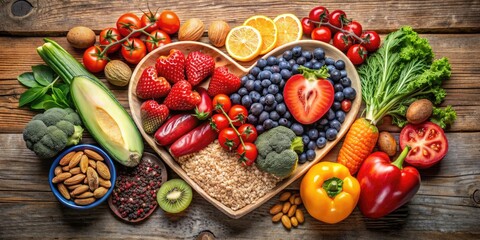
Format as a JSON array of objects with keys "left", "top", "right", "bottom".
[
  {"left": 96, "top": 161, "right": 110, "bottom": 180},
  {"left": 67, "top": 184, "right": 82, "bottom": 190},
  {"left": 76, "top": 191, "right": 94, "bottom": 199},
  {"left": 64, "top": 174, "right": 86, "bottom": 185},
  {"left": 208, "top": 20, "right": 230, "bottom": 47},
  {"left": 295, "top": 209, "right": 304, "bottom": 224},
  {"left": 54, "top": 166, "right": 63, "bottom": 176},
  {"left": 272, "top": 212, "right": 283, "bottom": 222},
  {"left": 71, "top": 184, "right": 89, "bottom": 196},
  {"left": 69, "top": 167, "right": 81, "bottom": 175},
  {"left": 98, "top": 177, "right": 111, "bottom": 188},
  {"left": 282, "top": 201, "right": 291, "bottom": 214},
  {"left": 59, "top": 151, "right": 75, "bottom": 166},
  {"left": 279, "top": 192, "right": 291, "bottom": 202},
  {"left": 89, "top": 160, "right": 96, "bottom": 169},
  {"left": 289, "top": 194, "right": 296, "bottom": 204},
  {"left": 287, "top": 204, "right": 297, "bottom": 217},
  {"left": 80, "top": 155, "right": 89, "bottom": 173},
  {"left": 68, "top": 151, "right": 83, "bottom": 169},
  {"left": 178, "top": 18, "right": 205, "bottom": 41},
  {"left": 294, "top": 197, "right": 302, "bottom": 205},
  {"left": 93, "top": 187, "right": 108, "bottom": 199},
  {"left": 74, "top": 197, "right": 95, "bottom": 206},
  {"left": 52, "top": 172, "right": 72, "bottom": 184},
  {"left": 281, "top": 215, "right": 292, "bottom": 230},
  {"left": 86, "top": 167, "right": 99, "bottom": 191},
  {"left": 57, "top": 183, "right": 70, "bottom": 200},
  {"left": 290, "top": 217, "right": 298, "bottom": 227},
  {"left": 62, "top": 166, "right": 70, "bottom": 172},
  {"left": 84, "top": 149, "right": 104, "bottom": 161},
  {"left": 269, "top": 204, "right": 282, "bottom": 215}
]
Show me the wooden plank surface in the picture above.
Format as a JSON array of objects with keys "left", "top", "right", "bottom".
[{"left": 0, "top": 0, "right": 479, "bottom": 239}]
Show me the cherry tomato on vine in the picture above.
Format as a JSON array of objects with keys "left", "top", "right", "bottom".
[
  {"left": 309, "top": 6, "right": 329, "bottom": 22},
  {"left": 342, "top": 21, "right": 363, "bottom": 37},
  {"left": 212, "top": 94, "right": 232, "bottom": 113},
  {"left": 210, "top": 114, "right": 230, "bottom": 132},
  {"left": 311, "top": 26, "right": 332, "bottom": 43},
  {"left": 301, "top": 17, "right": 316, "bottom": 36},
  {"left": 333, "top": 31, "right": 354, "bottom": 52},
  {"left": 83, "top": 46, "right": 108, "bottom": 73},
  {"left": 218, "top": 128, "right": 240, "bottom": 151},
  {"left": 158, "top": 10, "right": 180, "bottom": 34},
  {"left": 238, "top": 124, "right": 258, "bottom": 143},
  {"left": 237, "top": 142, "right": 258, "bottom": 167},
  {"left": 141, "top": 10, "right": 161, "bottom": 33},
  {"left": 328, "top": 10, "right": 348, "bottom": 33},
  {"left": 116, "top": 13, "right": 142, "bottom": 37},
  {"left": 347, "top": 44, "right": 368, "bottom": 65},
  {"left": 145, "top": 30, "right": 172, "bottom": 52},
  {"left": 121, "top": 38, "right": 147, "bottom": 64},
  {"left": 361, "top": 30, "right": 381, "bottom": 52},
  {"left": 341, "top": 99, "right": 352, "bottom": 112},
  {"left": 99, "top": 28, "right": 122, "bottom": 53},
  {"left": 228, "top": 105, "right": 248, "bottom": 127}
]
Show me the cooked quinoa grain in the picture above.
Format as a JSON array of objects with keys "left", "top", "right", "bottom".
[{"left": 177, "top": 141, "right": 281, "bottom": 210}]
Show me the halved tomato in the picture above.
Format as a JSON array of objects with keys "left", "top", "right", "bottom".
[{"left": 399, "top": 121, "right": 448, "bottom": 169}]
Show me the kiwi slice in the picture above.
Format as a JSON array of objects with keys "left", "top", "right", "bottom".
[{"left": 156, "top": 179, "right": 193, "bottom": 213}]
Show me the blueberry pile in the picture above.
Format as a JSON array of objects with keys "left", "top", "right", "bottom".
[{"left": 230, "top": 46, "right": 356, "bottom": 164}]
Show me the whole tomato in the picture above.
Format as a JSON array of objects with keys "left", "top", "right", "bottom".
[
  {"left": 309, "top": 6, "right": 329, "bottom": 22},
  {"left": 238, "top": 124, "right": 258, "bottom": 143},
  {"left": 212, "top": 94, "right": 232, "bottom": 113},
  {"left": 343, "top": 21, "right": 363, "bottom": 37},
  {"left": 83, "top": 46, "right": 108, "bottom": 73},
  {"left": 311, "top": 26, "right": 332, "bottom": 43},
  {"left": 361, "top": 30, "right": 381, "bottom": 52},
  {"left": 328, "top": 10, "right": 347, "bottom": 33},
  {"left": 218, "top": 127, "right": 240, "bottom": 151},
  {"left": 301, "top": 17, "right": 315, "bottom": 36},
  {"left": 347, "top": 44, "right": 368, "bottom": 65},
  {"left": 121, "top": 38, "right": 147, "bottom": 64},
  {"left": 210, "top": 114, "right": 230, "bottom": 132},
  {"left": 237, "top": 142, "right": 258, "bottom": 166},
  {"left": 333, "top": 31, "right": 354, "bottom": 52},
  {"left": 116, "top": 13, "right": 142, "bottom": 37},
  {"left": 141, "top": 10, "right": 161, "bottom": 33},
  {"left": 99, "top": 28, "right": 122, "bottom": 53},
  {"left": 158, "top": 10, "right": 180, "bottom": 34},
  {"left": 228, "top": 105, "right": 248, "bottom": 127},
  {"left": 145, "top": 30, "right": 172, "bottom": 52}
]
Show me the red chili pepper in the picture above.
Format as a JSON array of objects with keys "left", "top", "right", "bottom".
[
  {"left": 357, "top": 146, "right": 421, "bottom": 218},
  {"left": 169, "top": 122, "right": 218, "bottom": 158},
  {"left": 193, "top": 87, "right": 213, "bottom": 120},
  {"left": 154, "top": 114, "right": 199, "bottom": 146}
]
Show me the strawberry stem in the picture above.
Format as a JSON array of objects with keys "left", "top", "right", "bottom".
[
  {"left": 216, "top": 105, "right": 246, "bottom": 149},
  {"left": 298, "top": 65, "right": 330, "bottom": 81}
]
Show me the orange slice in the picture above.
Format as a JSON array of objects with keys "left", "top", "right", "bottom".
[
  {"left": 273, "top": 14, "right": 303, "bottom": 47},
  {"left": 225, "top": 26, "right": 263, "bottom": 62},
  {"left": 243, "top": 15, "right": 278, "bottom": 55}
]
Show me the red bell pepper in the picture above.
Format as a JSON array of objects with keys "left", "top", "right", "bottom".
[{"left": 357, "top": 146, "right": 421, "bottom": 218}]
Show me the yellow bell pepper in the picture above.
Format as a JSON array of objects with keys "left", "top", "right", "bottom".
[{"left": 300, "top": 162, "right": 360, "bottom": 224}]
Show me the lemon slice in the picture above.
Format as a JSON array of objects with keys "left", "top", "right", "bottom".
[
  {"left": 243, "top": 15, "right": 278, "bottom": 55},
  {"left": 273, "top": 13, "right": 303, "bottom": 47},
  {"left": 226, "top": 26, "right": 263, "bottom": 62}
]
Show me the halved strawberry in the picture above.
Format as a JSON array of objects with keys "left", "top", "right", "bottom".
[
  {"left": 283, "top": 66, "right": 335, "bottom": 125},
  {"left": 140, "top": 100, "right": 169, "bottom": 134},
  {"left": 155, "top": 49, "right": 185, "bottom": 84},
  {"left": 136, "top": 66, "right": 171, "bottom": 99},
  {"left": 164, "top": 80, "right": 201, "bottom": 111},
  {"left": 186, "top": 51, "right": 215, "bottom": 86},
  {"left": 207, "top": 66, "right": 241, "bottom": 97}
]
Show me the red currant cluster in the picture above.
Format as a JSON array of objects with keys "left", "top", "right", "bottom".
[{"left": 301, "top": 6, "right": 381, "bottom": 65}]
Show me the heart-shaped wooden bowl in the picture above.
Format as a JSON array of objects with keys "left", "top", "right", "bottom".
[{"left": 128, "top": 40, "right": 361, "bottom": 219}]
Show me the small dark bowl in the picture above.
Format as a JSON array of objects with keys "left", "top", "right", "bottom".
[{"left": 48, "top": 144, "right": 116, "bottom": 210}]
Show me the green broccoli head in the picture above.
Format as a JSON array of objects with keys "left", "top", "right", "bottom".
[
  {"left": 255, "top": 126, "right": 304, "bottom": 178},
  {"left": 23, "top": 108, "right": 83, "bottom": 159}
]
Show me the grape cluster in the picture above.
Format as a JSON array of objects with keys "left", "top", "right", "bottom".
[{"left": 230, "top": 46, "right": 356, "bottom": 164}]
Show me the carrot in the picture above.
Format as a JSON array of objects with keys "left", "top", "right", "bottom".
[{"left": 337, "top": 118, "right": 379, "bottom": 175}]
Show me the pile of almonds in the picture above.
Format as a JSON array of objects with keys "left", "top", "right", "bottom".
[
  {"left": 270, "top": 191, "right": 305, "bottom": 230},
  {"left": 52, "top": 149, "right": 112, "bottom": 206}
]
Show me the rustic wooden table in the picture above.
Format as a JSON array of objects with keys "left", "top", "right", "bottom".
[{"left": 1, "top": 0, "right": 479, "bottom": 239}]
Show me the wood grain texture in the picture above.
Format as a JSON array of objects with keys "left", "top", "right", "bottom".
[{"left": 0, "top": 0, "right": 480, "bottom": 36}]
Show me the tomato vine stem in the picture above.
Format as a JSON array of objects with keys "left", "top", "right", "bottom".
[{"left": 99, "top": 23, "right": 155, "bottom": 57}]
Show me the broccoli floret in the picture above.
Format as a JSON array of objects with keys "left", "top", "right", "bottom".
[
  {"left": 23, "top": 108, "right": 84, "bottom": 159},
  {"left": 255, "top": 126, "right": 304, "bottom": 178}
]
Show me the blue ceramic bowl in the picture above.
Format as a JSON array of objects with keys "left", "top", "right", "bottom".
[{"left": 49, "top": 144, "right": 116, "bottom": 210}]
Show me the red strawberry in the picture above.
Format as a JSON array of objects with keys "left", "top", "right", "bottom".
[
  {"left": 136, "top": 66, "right": 171, "bottom": 99},
  {"left": 140, "top": 100, "right": 169, "bottom": 134},
  {"left": 207, "top": 66, "right": 241, "bottom": 97},
  {"left": 283, "top": 66, "right": 334, "bottom": 125},
  {"left": 155, "top": 49, "right": 185, "bottom": 84},
  {"left": 164, "top": 80, "right": 201, "bottom": 110},
  {"left": 185, "top": 51, "right": 215, "bottom": 86}
]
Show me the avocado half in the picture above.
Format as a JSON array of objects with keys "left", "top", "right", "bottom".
[{"left": 70, "top": 76, "right": 143, "bottom": 167}]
